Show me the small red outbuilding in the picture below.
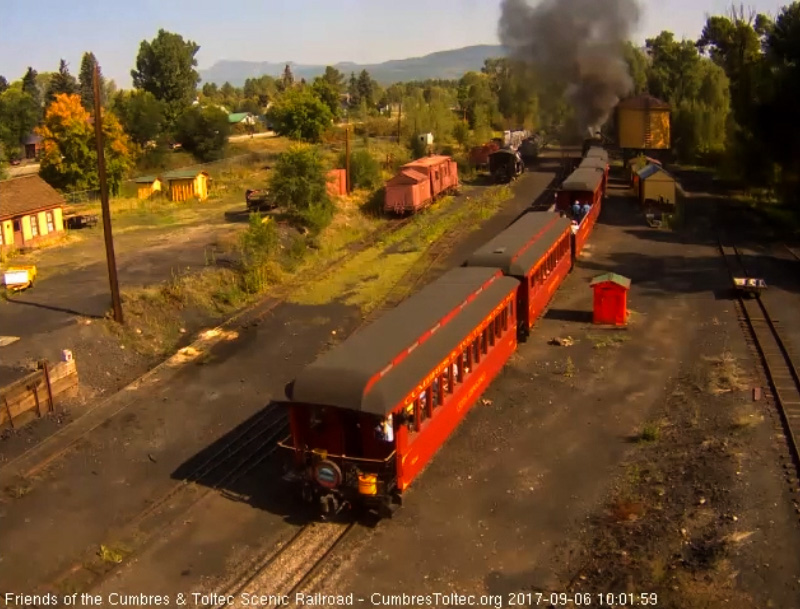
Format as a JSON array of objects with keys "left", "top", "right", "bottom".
[{"left": 590, "top": 273, "right": 631, "bottom": 326}]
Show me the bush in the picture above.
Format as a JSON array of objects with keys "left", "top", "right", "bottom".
[
  {"left": 339, "top": 148, "right": 382, "bottom": 190},
  {"left": 268, "top": 145, "right": 334, "bottom": 233},
  {"left": 409, "top": 134, "right": 427, "bottom": 159},
  {"left": 239, "top": 213, "right": 279, "bottom": 293},
  {"left": 266, "top": 89, "right": 333, "bottom": 143}
]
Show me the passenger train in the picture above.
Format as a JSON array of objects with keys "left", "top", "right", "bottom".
[{"left": 279, "top": 146, "right": 609, "bottom": 518}]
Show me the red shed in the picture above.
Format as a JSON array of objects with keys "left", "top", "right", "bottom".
[
  {"left": 384, "top": 169, "right": 431, "bottom": 213},
  {"left": 590, "top": 273, "right": 631, "bottom": 326},
  {"left": 326, "top": 169, "right": 347, "bottom": 197}
]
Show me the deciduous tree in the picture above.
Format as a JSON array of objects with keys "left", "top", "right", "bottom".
[
  {"left": 0, "top": 88, "right": 40, "bottom": 154},
  {"left": 111, "top": 90, "right": 166, "bottom": 146},
  {"left": 174, "top": 105, "right": 230, "bottom": 162},
  {"left": 0, "top": 76, "right": 8, "bottom": 94},
  {"left": 266, "top": 88, "right": 333, "bottom": 142},
  {"left": 37, "top": 93, "right": 132, "bottom": 194},
  {"left": 268, "top": 145, "right": 333, "bottom": 233},
  {"left": 131, "top": 29, "right": 201, "bottom": 124}
]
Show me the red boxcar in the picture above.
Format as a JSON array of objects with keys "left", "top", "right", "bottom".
[
  {"left": 281, "top": 266, "right": 519, "bottom": 517},
  {"left": 384, "top": 155, "right": 459, "bottom": 214},
  {"left": 465, "top": 213, "right": 573, "bottom": 339},
  {"left": 384, "top": 169, "right": 431, "bottom": 214},
  {"left": 469, "top": 142, "right": 500, "bottom": 168}
]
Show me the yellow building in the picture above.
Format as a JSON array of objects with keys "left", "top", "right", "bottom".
[
  {"left": 0, "top": 174, "right": 65, "bottom": 251},
  {"left": 134, "top": 175, "right": 164, "bottom": 199},
  {"left": 162, "top": 170, "right": 210, "bottom": 202},
  {"left": 617, "top": 95, "right": 671, "bottom": 151},
  {"left": 637, "top": 164, "right": 679, "bottom": 206}
]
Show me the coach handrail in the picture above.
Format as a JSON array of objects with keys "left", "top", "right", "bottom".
[{"left": 277, "top": 435, "right": 397, "bottom": 464}]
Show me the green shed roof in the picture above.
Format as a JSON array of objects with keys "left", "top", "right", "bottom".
[
  {"left": 228, "top": 112, "right": 251, "bottom": 123},
  {"left": 590, "top": 273, "right": 631, "bottom": 289},
  {"left": 133, "top": 175, "right": 159, "bottom": 183},
  {"left": 162, "top": 169, "right": 208, "bottom": 180}
]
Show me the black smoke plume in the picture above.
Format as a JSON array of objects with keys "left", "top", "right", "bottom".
[{"left": 499, "top": 0, "right": 641, "bottom": 135}]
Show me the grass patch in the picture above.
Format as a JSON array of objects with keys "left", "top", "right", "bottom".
[
  {"left": 563, "top": 356, "right": 575, "bottom": 378},
  {"left": 588, "top": 332, "right": 631, "bottom": 348},
  {"left": 288, "top": 184, "right": 512, "bottom": 311},
  {"left": 705, "top": 351, "right": 749, "bottom": 395},
  {"left": 638, "top": 423, "right": 660, "bottom": 443}
]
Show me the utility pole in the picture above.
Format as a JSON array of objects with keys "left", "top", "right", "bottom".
[
  {"left": 397, "top": 102, "right": 402, "bottom": 144},
  {"left": 345, "top": 124, "right": 351, "bottom": 195},
  {"left": 93, "top": 63, "right": 123, "bottom": 324}
]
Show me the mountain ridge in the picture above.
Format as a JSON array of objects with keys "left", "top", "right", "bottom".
[{"left": 199, "top": 44, "right": 507, "bottom": 86}]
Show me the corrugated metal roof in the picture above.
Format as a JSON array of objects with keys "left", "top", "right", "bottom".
[
  {"left": 133, "top": 175, "right": 159, "bottom": 183},
  {"left": 465, "top": 212, "right": 571, "bottom": 277},
  {"left": 562, "top": 168, "right": 603, "bottom": 192},
  {"left": 290, "top": 267, "right": 516, "bottom": 415},
  {"left": 228, "top": 112, "right": 252, "bottom": 123},
  {"left": 162, "top": 169, "right": 209, "bottom": 180},
  {"left": 637, "top": 164, "right": 674, "bottom": 181},
  {"left": 590, "top": 273, "right": 631, "bottom": 289}
]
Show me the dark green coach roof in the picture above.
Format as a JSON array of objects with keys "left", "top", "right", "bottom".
[
  {"left": 579, "top": 157, "right": 607, "bottom": 170},
  {"left": 465, "top": 212, "right": 571, "bottom": 277},
  {"left": 290, "top": 267, "right": 518, "bottom": 415},
  {"left": 562, "top": 168, "right": 604, "bottom": 193}
]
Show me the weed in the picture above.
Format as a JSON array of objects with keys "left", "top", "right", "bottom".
[
  {"left": 563, "top": 356, "right": 575, "bottom": 377},
  {"left": 639, "top": 424, "right": 660, "bottom": 443},
  {"left": 705, "top": 351, "right": 748, "bottom": 394},
  {"left": 589, "top": 333, "right": 631, "bottom": 348}
]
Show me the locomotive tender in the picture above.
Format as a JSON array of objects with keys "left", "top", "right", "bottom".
[{"left": 280, "top": 146, "right": 607, "bottom": 518}]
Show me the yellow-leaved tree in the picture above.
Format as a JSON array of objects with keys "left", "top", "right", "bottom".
[{"left": 37, "top": 93, "right": 132, "bottom": 195}]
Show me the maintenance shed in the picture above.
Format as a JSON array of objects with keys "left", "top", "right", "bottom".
[{"left": 637, "top": 164, "right": 678, "bottom": 206}]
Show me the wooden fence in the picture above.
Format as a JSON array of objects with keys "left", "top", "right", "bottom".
[{"left": 0, "top": 359, "right": 79, "bottom": 431}]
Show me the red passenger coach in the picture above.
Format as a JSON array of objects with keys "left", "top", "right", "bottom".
[
  {"left": 465, "top": 213, "right": 572, "bottom": 339},
  {"left": 556, "top": 168, "right": 603, "bottom": 256},
  {"left": 280, "top": 267, "right": 519, "bottom": 517},
  {"left": 578, "top": 157, "right": 609, "bottom": 195}
]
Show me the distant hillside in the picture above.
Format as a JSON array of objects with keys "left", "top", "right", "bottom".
[{"left": 199, "top": 45, "right": 507, "bottom": 86}]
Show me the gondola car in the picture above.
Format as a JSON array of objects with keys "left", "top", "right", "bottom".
[
  {"left": 280, "top": 267, "right": 519, "bottom": 517},
  {"left": 488, "top": 149, "right": 524, "bottom": 183},
  {"left": 464, "top": 213, "right": 572, "bottom": 340}
]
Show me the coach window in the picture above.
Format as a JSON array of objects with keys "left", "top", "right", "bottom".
[
  {"left": 473, "top": 338, "right": 481, "bottom": 363},
  {"left": 456, "top": 354, "right": 465, "bottom": 383},
  {"left": 488, "top": 320, "right": 495, "bottom": 346},
  {"left": 481, "top": 328, "right": 488, "bottom": 354}
]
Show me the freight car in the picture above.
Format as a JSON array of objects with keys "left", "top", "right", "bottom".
[
  {"left": 488, "top": 149, "right": 524, "bottom": 183},
  {"left": 469, "top": 141, "right": 500, "bottom": 169},
  {"left": 280, "top": 196, "right": 604, "bottom": 518},
  {"left": 384, "top": 155, "right": 458, "bottom": 214}
]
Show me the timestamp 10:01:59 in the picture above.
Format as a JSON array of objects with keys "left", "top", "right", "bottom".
[{"left": 511, "top": 592, "right": 658, "bottom": 606}]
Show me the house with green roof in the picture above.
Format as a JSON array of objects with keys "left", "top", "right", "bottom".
[{"left": 228, "top": 112, "right": 256, "bottom": 126}]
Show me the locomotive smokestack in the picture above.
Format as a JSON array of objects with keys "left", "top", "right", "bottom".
[{"left": 499, "top": 0, "right": 641, "bottom": 135}]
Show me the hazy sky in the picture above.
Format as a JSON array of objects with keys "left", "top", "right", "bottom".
[{"left": 0, "top": 0, "right": 790, "bottom": 87}]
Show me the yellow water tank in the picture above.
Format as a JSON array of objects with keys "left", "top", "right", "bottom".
[
  {"left": 616, "top": 95, "right": 671, "bottom": 150},
  {"left": 358, "top": 473, "right": 378, "bottom": 495}
]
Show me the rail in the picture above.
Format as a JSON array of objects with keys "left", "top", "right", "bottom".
[{"left": 718, "top": 236, "right": 800, "bottom": 482}]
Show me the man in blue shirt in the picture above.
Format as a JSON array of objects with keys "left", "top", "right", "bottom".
[
  {"left": 572, "top": 200, "right": 581, "bottom": 219},
  {"left": 581, "top": 202, "right": 591, "bottom": 220}
]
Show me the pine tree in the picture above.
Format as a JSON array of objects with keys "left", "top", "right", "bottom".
[
  {"left": 282, "top": 64, "right": 295, "bottom": 89},
  {"left": 22, "top": 67, "right": 39, "bottom": 102},
  {"left": 45, "top": 60, "right": 78, "bottom": 108},
  {"left": 78, "top": 52, "right": 103, "bottom": 110}
]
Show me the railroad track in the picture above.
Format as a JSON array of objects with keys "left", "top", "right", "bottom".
[
  {"left": 718, "top": 237, "right": 800, "bottom": 496},
  {"left": 209, "top": 521, "right": 355, "bottom": 609}
]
